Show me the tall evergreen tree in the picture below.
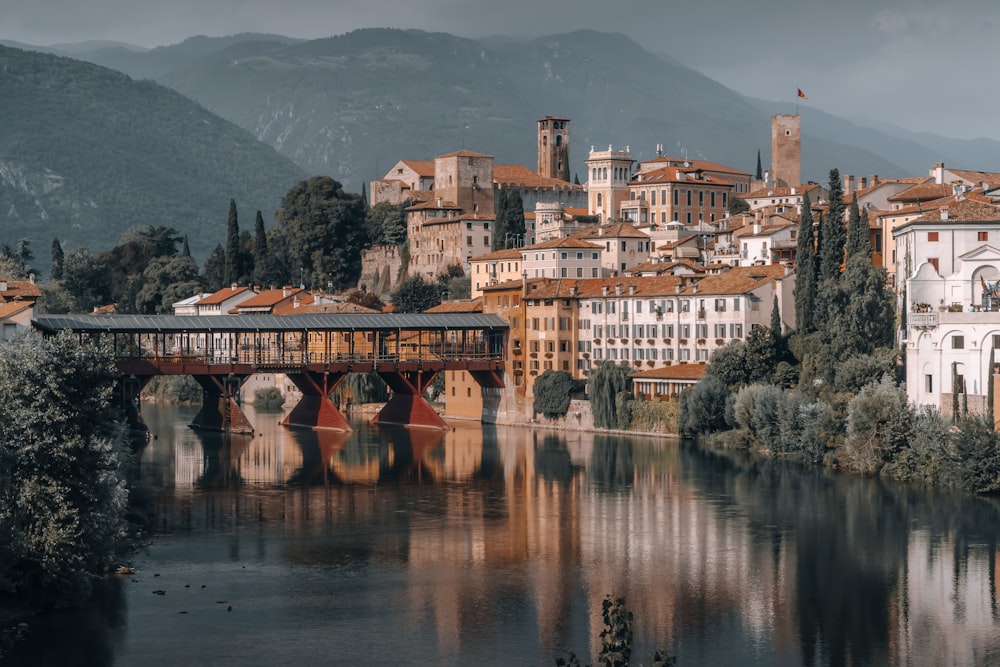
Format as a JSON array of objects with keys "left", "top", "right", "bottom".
[
  {"left": 181, "top": 235, "right": 191, "bottom": 258},
  {"left": 224, "top": 199, "right": 241, "bottom": 285},
  {"left": 50, "top": 238, "right": 64, "bottom": 281},
  {"left": 253, "top": 210, "right": 268, "bottom": 269},
  {"left": 755, "top": 150, "right": 763, "bottom": 180},
  {"left": 507, "top": 189, "right": 526, "bottom": 247},
  {"left": 818, "top": 168, "right": 846, "bottom": 283},
  {"left": 845, "top": 195, "right": 871, "bottom": 260},
  {"left": 493, "top": 186, "right": 510, "bottom": 250},
  {"left": 203, "top": 244, "right": 227, "bottom": 292},
  {"left": 794, "top": 192, "right": 817, "bottom": 333}
]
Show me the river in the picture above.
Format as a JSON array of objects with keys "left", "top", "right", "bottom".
[{"left": 5, "top": 403, "right": 1000, "bottom": 666}]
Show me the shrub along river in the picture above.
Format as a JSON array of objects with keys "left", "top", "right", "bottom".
[{"left": 5, "top": 403, "right": 1000, "bottom": 666}]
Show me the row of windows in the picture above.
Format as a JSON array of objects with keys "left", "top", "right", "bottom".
[
  {"left": 475, "top": 261, "right": 520, "bottom": 274},
  {"left": 591, "top": 298, "right": 741, "bottom": 314},
  {"left": 591, "top": 323, "right": 744, "bottom": 339},
  {"left": 951, "top": 334, "right": 1000, "bottom": 350}
]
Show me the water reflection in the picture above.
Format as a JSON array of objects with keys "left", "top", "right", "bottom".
[{"left": 5, "top": 406, "right": 1000, "bottom": 666}]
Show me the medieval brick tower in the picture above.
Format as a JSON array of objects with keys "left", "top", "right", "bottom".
[
  {"left": 538, "top": 116, "right": 571, "bottom": 182},
  {"left": 771, "top": 114, "right": 801, "bottom": 188}
]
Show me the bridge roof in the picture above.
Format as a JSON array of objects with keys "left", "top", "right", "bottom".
[{"left": 33, "top": 313, "right": 509, "bottom": 334}]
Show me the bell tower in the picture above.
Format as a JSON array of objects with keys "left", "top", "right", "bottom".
[
  {"left": 538, "top": 116, "right": 571, "bottom": 182},
  {"left": 771, "top": 114, "right": 801, "bottom": 188}
]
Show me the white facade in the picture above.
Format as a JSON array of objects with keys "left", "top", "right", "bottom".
[{"left": 895, "top": 200, "right": 1000, "bottom": 414}]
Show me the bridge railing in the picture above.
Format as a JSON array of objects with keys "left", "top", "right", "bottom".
[{"left": 117, "top": 347, "right": 504, "bottom": 368}]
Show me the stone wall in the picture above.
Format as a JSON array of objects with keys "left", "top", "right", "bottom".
[{"left": 358, "top": 245, "right": 405, "bottom": 296}]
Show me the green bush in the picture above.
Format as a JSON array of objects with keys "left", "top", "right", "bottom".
[
  {"left": 144, "top": 375, "right": 202, "bottom": 405},
  {"left": 628, "top": 398, "right": 680, "bottom": 434},
  {"left": 679, "top": 375, "right": 730, "bottom": 435},
  {"left": 253, "top": 386, "right": 285, "bottom": 411},
  {"left": 533, "top": 370, "right": 577, "bottom": 420}
]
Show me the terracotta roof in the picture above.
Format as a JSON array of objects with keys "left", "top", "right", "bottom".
[
  {"left": 522, "top": 236, "right": 602, "bottom": 251},
  {"left": 198, "top": 285, "right": 254, "bottom": 305},
  {"left": 232, "top": 288, "right": 312, "bottom": 311},
  {"left": 947, "top": 169, "right": 1000, "bottom": 188},
  {"left": 631, "top": 363, "right": 709, "bottom": 381},
  {"left": 525, "top": 276, "right": 684, "bottom": 300},
  {"left": 290, "top": 301, "right": 381, "bottom": 314},
  {"left": 746, "top": 184, "right": 822, "bottom": 199},
  {"left": 571, "top": 222, "right": 650, "bottom": 240},
  {"left": 639, "top": 156, "right": 751, "bottom": 177},
  {"left": 425, "top": 299, "right": 483, "bottom": 313},
  {"left": 398, "top": 159, "right": 435, "bottom": 177},
  {"left": 676, "top": 264, "right": 788, "bottom": 296},
  {"left": 631, "top": 166, "right": 733, "bottom": 187},
  {"left": 494, "top": 164, "right": 581, "bottom": 189},
  {"left": 470, "top": 248, "right": 523, "bottom": 262},
  {"left": 625, "top": 259, "right": 705, "bottom": 276},
  {"left": 887, "top": 183, "right": 954, "bottom": 203},
  {"left": 436, "top": 149, "right": 492, "bottom": 159},
  {"left": 0, "top": 301, "right": 32, "bottom": 318},
  {"left": 910, "top": 198, "right": 1000, "bottom": 223},
  {"left": 0, "top": 279, "right": 41, "bottom": 300}
]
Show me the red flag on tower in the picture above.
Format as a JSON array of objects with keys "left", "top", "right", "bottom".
[{"left": 797, "top": 88, "right": 808, "bottom": 99}]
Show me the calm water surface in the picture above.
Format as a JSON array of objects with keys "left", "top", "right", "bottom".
[{"left": 6, "top": 403, "right": 1000, "bottom": 666}]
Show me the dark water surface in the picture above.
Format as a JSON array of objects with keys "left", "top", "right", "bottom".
[{"left": 6, "top": 403, "right": 1000, "bottom": 666}]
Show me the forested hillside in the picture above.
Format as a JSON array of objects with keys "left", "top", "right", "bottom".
[{"left": 0, "top": 45, "right": 306, "bottom": 268}]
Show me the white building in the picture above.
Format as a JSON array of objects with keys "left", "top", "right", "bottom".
[{"left": 895, "top": 197, "right": 1000, "bottom": 415}]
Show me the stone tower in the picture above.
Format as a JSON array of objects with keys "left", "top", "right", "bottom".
[
  {"left": 585, "top": 146, "right": 634, "bottom": 223},
  {"left": 433, "top": 150, "right": 495, "bottom": 215},
  {"left": 537, "top": 116, "right": 571, "bottom": 182},
  {"left": 771, "top": 114, "right": 801, "bottom": 188}
]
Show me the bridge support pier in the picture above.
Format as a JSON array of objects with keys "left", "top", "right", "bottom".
[
  {"left": 283, "top": 371, "right": 351, "bottom": 431},
  {"left": 374, "top": 369, "right": 446, "bottom": 429},
  {"left": 191, "top": 375, "right": 254, "bottom": 434},
  {"left": 119, "top": 375, "right": 152, "bottom": 435}
]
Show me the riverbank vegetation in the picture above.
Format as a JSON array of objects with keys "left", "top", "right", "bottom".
[
  {"left": 0, "top": 332, "right": 133, "bottom": 608},
  {"left": 679, "top": 170, "right": 1000, "bottom": 494}
]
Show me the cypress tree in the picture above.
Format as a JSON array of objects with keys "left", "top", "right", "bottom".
[
  {"left": 794, "top": 192, "right": 817, "bottom": 333},
  {"left": 224, "top": 199, "right": 240, "bottom": 285},
  {"left": 755, "top": 150, "right": 763, "bottom": 180},
  {"left": 50, "top": 238, "right": 64, "bottom": 281},
  {"left": 818, "top": 168, "right": 846, "bottom": 283},
  {"left": 845, "top": 194, "right": 870, "bottom": 260},
  {"left": 507, "top": 189, "right": 526, "bottom": 247},
  {"left": 770, "top": 295, "right": 781, "bottom": 338},
  {"left": 494, "top": 186, "right": 510, "bottom": 250},
  {"left": 253, "top": 210, "right": 267, "bottom": 268},
  {"left": 181, "top": 235, "right": 191, "bottom": 258}
]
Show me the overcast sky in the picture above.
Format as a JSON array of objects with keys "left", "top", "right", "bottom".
[{"left": 2, "top": 0, "right": 996, "bottom": 141}]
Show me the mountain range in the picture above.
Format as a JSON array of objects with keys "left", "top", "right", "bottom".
[{"left": 2, "top": 28, "right": 998, "bottom": 270}]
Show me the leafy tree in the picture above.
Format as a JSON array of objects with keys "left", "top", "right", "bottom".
[
  {"left": 589, "top": 361, "right": 633, "bottom": 429},
  {"left": 533, "top": 370, "right": 578, "bottom": 419},
  {"left": 744, "top": 324, "right": 780, "bottom": 384},
  {"left": 133, "top": 255, "right": 204, "bottom": 314},
  {"left": 794, "top": 191, "right": 817, "bottom": 333},
  {"left": 708, "top": 340, "right": 750, "bottom": 389},
  {"left": 728, "top": 196, "right": 750, "bottom": 217},
  {"left": 60, "top": 248, "right": 111, "bottom": 311},
  {"left": 0, "top": 331, "right": 131, "bottom": 607},
  {"left": 347, "top": 289, "right": 385, "bottom": 311},
  {"left": 366, "top": 201, "right": 408, "bottom": 247},
  {"left": 277, "top": 176, "right": 368, "bottom": 290},
  {"left": 331, "top": 373, "right": 389, "bottom": 404},
  {"left": 953, "top": 415, "right": 1000, "bottom": 493},
  {"left": 843, "top": 375, "right": 913, "bottom": 474},
  {"left": 391, "top": 276, "right": 441, "bottom": 313},
  {"left": 0, "top": 240, "right": 34, "bottom": 278},
  {"left": 50, "top": 239, "right": 64, "bottom": 281},
  {"left": 679, "top": 375, "right": 731, "bottom": 435}
]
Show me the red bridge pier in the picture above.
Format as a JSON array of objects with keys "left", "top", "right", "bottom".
[
  {"left": 282, "top": 370, "right": 351, "bottom": 431},
  {"left": 373, "top": 369, "right": 446, "bottom": 429},
  {"left": 190, "top": 374, "right": 254, "bottom": 434}
]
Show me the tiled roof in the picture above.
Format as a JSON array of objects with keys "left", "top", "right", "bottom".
[
  {"left": 406, "top": 199, "right": 462, "bottom": 211},
  {"left": 910, "top": 198, "right": 1000, "bottom": 223},
  {"left": 947, "top": 169, "right": 1000, "bottom": 188},
  {"left": 522, "top": 236, "right": 602, "bottom": 251},
  {"left": 198, "top": 285, "right": 254, "bottom": 305},
  {"left": 639, "top": 156, "right": 750, "bottom": 177},
  {"left": 425, "top": 299, "right": 483, "bottom": 313},
  {"left": 290, "top": 301, "right": 381, "bottom": 314},
  {"left": 0, "top": 279, "right": 41, "bottom": 300},
  {"left": 525, "top": 276, "right": 684, "bottom": 300},
  {"left": 632, "top": 166, "right": 733, "bottom": 187},
  {"left": 470, "top": 248, "right": 523, "bottom": 262},
  {"left": 676, "top": 264, "right": 788, "bottom": 296},
  {"left": 494, "top": 164, "right": 581, "bottom": 189},
  {"left": 631, "top": 363, "right": 709, "bottom": 380},
  {"left": 625, "top": 259, "right": 705, "bottom": 275},
  {"left": 436, "top": 149, "right": 492, "bottom": 159},
  {"left": 745, "top": 184, "right": 822, "bottom": 199},
  {"left": 887, "top": 183, "right": 954, "bottom": 202},
  {"left": 0, "top": 301, "right": 32, "bottom": 319},
  {"left": 571, "top": 222, "right": 650, "bottom": 239},
  {"left": 399, "top": 159, "right": 435, "bottom": 177},
  {"left": 232, "top": 288, "right": 312, "bottom": 310}
]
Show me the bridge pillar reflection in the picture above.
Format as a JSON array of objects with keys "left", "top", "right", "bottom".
[
  {"left": 374, "top": 369, "right": 446, "bottom": 429},
  {"left": 282, "top": 371, "right": 351, "bottom": 431},
  {"left": 190, "top": 375, "right": 254, "bottom": 434}
]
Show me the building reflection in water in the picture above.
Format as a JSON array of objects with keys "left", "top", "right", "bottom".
[{"left": 123, "top": 404, "right": 1000, "bottom": 665}]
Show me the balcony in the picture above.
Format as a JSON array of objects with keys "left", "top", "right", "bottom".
[{"left": 908, "top": 312, "right": 938, "bottom": 328}]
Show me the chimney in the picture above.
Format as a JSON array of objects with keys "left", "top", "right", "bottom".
[
  {"left": 870, "top": 174, "right": 879, "bottom": 186},
  {"left": 615, "top": 283, "right": 622, "bottom": 296},
  {"left": 940, "top": 207, "right": 949, "bottom": 221},
  {"left": 602, "top": 285, "right": 609, "bottom": 297},
  {"left": 283, "top": 286, "right": 292, "bottom": 297},
  {"left": 844, "top": 174, "right": 855, "bottom": 196},
  {"left": 293, "top": 296, "right": 301, "bottom": 308},
  {"left": 860, "top": 177, "right": 868, "bottom": 190},
  {"left": 569, "top": 284, "right": 578, "bottom": 298},
  {"left": 28, "top": 273, "right": 34, "bottom": 285},
  {"left": 231, "top": 283, "right": 238, "bottom": 291},
  {"left": 629, "top": 284, "right": 637, "bottom": 295},
  {"left": 932, "top": 163, "right": 945, "bottom": 185},
  {"left": 436, "top": 197, "right": 443, "bottom": 207},
  {"left": 0, "top": 281, "right": 6, "bottom": 292}
]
